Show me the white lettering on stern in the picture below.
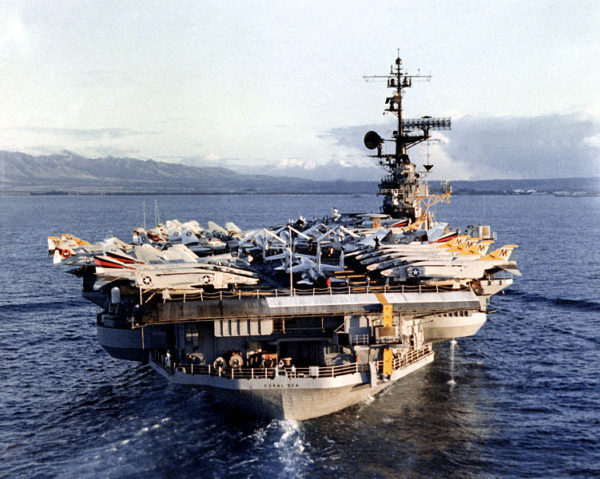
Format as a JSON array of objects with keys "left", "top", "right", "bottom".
[{"left": 262, "top": 383, "right": 301, "bottom": 388}]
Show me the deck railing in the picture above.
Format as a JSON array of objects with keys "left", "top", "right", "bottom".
[
  {"left": 391, "top": 345, "right": 432, "bottom": 370},
  {"left": 165, "top": 283, "right": 458, "bottom": 304},
  {"left": 349, "top": 334, "right": 370, "bottom": 345},
  {"left": 152, "top": 345, "right": 432, "bottom": 380}
]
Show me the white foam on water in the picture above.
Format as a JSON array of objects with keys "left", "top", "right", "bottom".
[
  {"left": 275, "top": 420, "right": 300, "bottom": 448},
  {"left": 363, "top": 394, "right": 375, "bottom": 405},
  {"left": 249, "top": 425, "right": 267, "bottom": 445},
  {"left": 274, "top": 420, "right": 312, "bottom": 476},
  {"left": 449, "top": 339, "right": 459, "bottom": 388}
]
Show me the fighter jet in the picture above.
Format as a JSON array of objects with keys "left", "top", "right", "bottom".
[{"left": 381, "top": 245, "right": 520, "bottom": 281}]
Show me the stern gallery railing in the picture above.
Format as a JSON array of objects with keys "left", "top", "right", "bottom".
[{"left": 152, "top": 346, "right": 431, "bottom": 380}]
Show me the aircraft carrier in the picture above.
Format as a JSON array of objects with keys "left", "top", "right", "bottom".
[{"left": 48, "top": 54, "right": 519, "bottom": 420}]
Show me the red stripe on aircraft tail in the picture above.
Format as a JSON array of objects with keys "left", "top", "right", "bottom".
[
  {"left": 94, "top": 258, "right": 125, "bottom": 269},
  {"left": 392, "top": 220, "right": 409, "bottom": 227},
  {"left": 106, "top": 252, "right": 136, "bottom": 264},
  {"left": 435, "top": 233, "right": 458, "bottom": 243}
]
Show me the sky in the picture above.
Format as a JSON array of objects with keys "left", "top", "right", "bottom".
[{"left": 1, "top": 0, "right": 599, "bottom": 181}]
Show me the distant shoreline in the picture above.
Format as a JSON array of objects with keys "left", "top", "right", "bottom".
[
  {"left": 2, "top": 151, "right": 598, "bottom": 197},
  {"left": 1, "top": 190, "right": 374, "bottom": 196},
  {"left": 2, "top": 190, "right": 599, "bottom": 197}
]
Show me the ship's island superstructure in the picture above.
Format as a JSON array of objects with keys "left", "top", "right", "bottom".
[{"left": 48, "top": 55, "right": 519, "bottom": 420}]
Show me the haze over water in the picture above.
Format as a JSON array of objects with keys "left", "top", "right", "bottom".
[{"left": 1, "top": 193, "right": 599, "bottom": 478}]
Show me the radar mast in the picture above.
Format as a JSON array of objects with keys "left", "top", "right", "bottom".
[{"left": 363, "top": 53, "right": 451, "bottom": 221}]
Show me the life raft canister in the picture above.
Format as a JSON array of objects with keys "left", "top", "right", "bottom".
[
  {"left": 229, "top": 353, "right": 244, "bottom": 368},
  {"left": 213, "top": 357, "right": 226, "bottom": 369}
]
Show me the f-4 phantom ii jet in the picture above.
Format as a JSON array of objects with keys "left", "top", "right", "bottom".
[{"left": 381, "top": 245, "right": 520, "bottom": 281}]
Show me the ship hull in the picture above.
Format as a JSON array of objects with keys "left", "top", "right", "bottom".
[
  {"left": 423, "top": 311, "right": 487, "bottom": 343},
  {"left": 150, "top": 352, "right": 434, "bottom": 420},
  {"left": 97, "top": 324, "right": 167, "bottom": 362}
]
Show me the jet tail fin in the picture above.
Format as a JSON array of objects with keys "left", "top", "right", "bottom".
[
  {"left": 60, "top": 234, "right": 88, "bottom": 246},
  {"left": 438, "top": 235, "right": 469, "bottom": 250},
  {"left": 73, "top": 236, "right": 90, "bottom": 246},
  {"left": 133, "top": 228, "right": 151, "bottom": 245},
  {"left": 225, "top": 222, "right": 242, "bottom": 234},
  {"left": 480, "top": 245, "right": 518, "bottom": 261},
  {"left": 449, "top": 237, "right": 481, "bottom": 253},
  {"left": 47, "top": 236, "right": 60, "bottom": 252},
  {"left": 182, "top": 228, "right": 200, "bottom": 245},
  {"left": 461, "top": 239, "right": 494, "bottom": 256}
]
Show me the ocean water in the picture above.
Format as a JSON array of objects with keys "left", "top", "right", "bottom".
[{"left": 1, "top": 193, "right": 599, "bottom": 479}]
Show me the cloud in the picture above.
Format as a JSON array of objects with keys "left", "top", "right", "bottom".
[
  {"left": 583, "top": 134, "right": 600, "bottom": 148},
  {"left": 12, "top": 127, "right": 149, "bottom": 140},
  {"left": 275, "top": 158, "right": 317, "bottom": 170},
  {"left": 169, "top": 155, "right": 246, "bottom": 169},
  {"left": 322, "top": 123, "right": 393, "bottom": 151},
  {"left": 0, "top": 11, "right": 30, "bottom": 56},
  {"left": 86, "top": 145, "right": 142, "bottom": 157},
  {"left": 443, "top": 113, "right": 600, "bottom": 179},
  {"left": 75, "top": 70, "right": 138, "bottom": 89},
  {"left": 234, "top": 158, "right": 381, "bottom": 181},
  {"left": 325, "top": 112, "right": 600, "bottom": 179}
]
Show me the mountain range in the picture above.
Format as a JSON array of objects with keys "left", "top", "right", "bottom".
[
  {"left": 1, "top": 151, "right": 598, "bottom": 196},
  {"left": 0, "top": 151, "right": 375, "bottom": 195}
]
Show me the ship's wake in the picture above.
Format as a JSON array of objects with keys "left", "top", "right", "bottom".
[{"left": 275, "top": 420, "right": 311, "bottom": 474}]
